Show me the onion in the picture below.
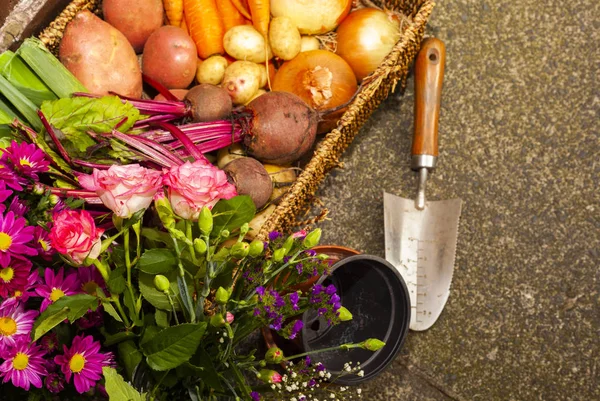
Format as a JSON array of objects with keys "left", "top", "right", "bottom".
[
  {"left": 270, "top": 0, "right": 353, "bottom": 35},
  {"left": 272, "top": 50, "right": 357, "bottom": 112},
  {"left": 336, "top": 8, "right": 402, "bottom": 81}
]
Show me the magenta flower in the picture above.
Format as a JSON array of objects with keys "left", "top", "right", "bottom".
[
  {"left": 77, "top": 307, "right": 104, "bottom": 330},
  {"left": 0, "top": 342, "right": 47, "bottom": 390},
  {"left": 54, "top": 334, "right": 113, "bottom": 394},
  {"left": 33, "top": 226, "right": 55, "bottom": 261},
  {"left": 49, "top": 209, "right": 104, "bottom": 264},
  {"left": 1, "top": 141, "right": 50, "bottom": 181},
  {"left": 45, "top": 372, "right": 65, "bottom": 394},
  {"left": 0, "top": 181, "right": 11, "bottom": 213},
  {"left": 0, "top": 211, "right": 36, "bottom": 266},
  {"left": 0, "top": 161, "right": 24, "bottom": 191},
  {"left": 0, "top": 257, "right": 32, "bottom": 298},
  {"left": 35, "top": 267, "right": 81, "bottom": 312},
  {"left": 77, "top": 265, "right": 106, "bottom": 296},
  {"left": 0, "top": 301, "right": 38, "bottom": 352},
  {"left": 40, "top": 332, "right": 60, "bottom": 354},
  {"left": 3, "top": 271, "right": 39, "bottom": 309},
  {"left": 7, "top": 196, "right": 29, "bottom": 217},
  {"left": 78, "top": 164, "right": 162, "bottom": 218}
]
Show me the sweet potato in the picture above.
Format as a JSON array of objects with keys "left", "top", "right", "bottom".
[
  {"left": 103, "top": 0, "right": 164, "bottom": 54},
  {"left": 59, "top": 10, "right": 142, "bottom": 98}
]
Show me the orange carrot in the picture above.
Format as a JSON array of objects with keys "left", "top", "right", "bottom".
[
  {"left": 163, "top": 0, "right": 184, "bottom": 26},
  {"left": 247, "top": 0, "right": 270, "bottom": 39},
  {"left": 184, "top": 0, "right": 225, "bottom": 59},
  {"left": 217, "top": 0, "right": 246, "bottom": 32},
  {"left": 180, "top": 10, "right": 189, "bottom": 36},
  {"left": 230, "top": 0, "right": 252, "bottom": 20}
]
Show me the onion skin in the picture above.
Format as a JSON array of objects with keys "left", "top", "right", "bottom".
[
  {"left": 336, "top": 8, "right": 402, "bottom": 81},
  {"left": 270, "top": 0, "right": 352, "bottom": 35}
]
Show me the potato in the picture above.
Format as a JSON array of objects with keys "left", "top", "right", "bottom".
[
  {"left": 300, "top": 36, "right": 320, "bottom": 52},
  {"left": 217, "top": 143, "right": 246, "bottom": 169},
  {"left": 102, "top": 0, "right": 164, "bottom": 54},
  {"left": 246, "top": 204, "right": 277, "bottom": 240},
  {"left": 223, "top": 25, "right": 272, "bottom": 63},
  {"left": 222, "top": 61, "right": 262, "bottom": 105},
  {"left": 263, "top": 164, "right": 297, "bottom": 202},
  {"left": 59, "top": 10, "right": 142, "bottom": 98},
  {"left": 244, "top": 89, "right": 266, "bottom": 105},
  {"left": 142, "top": 26, "right": 197, "bottom": 89},
  {"left": 154, "top": 89, "right": 189, "bottom": 101},
  {"left": 196, "top": 55, "right": 229, "bottom": 85},
  {"left": 269, "top": 17, "right": 302, "bottom": 61}
]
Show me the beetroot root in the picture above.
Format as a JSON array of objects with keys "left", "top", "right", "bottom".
[
  {"left": 223, "top": 157, "right": 272, "bottom": 209},
  {"left": 185, "top": 84, "right": 233, "bottom": 122}
]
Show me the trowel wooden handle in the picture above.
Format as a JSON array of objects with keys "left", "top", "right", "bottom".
[{"left": 412, "top": 38, "right": 445, "bottom": 166}]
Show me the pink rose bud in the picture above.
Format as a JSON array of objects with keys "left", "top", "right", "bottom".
[
  {"left": 163, "top": 160, "right": 237, "bottom": 220},
  {"left": 49, "top": 209, "right": 104, "bottom": 264},
  {"left": 78, "top": 164, "right": 162, "bottom": 218},
  {"left": 226, "top": 312, "right": 234, "bottom": 324}
]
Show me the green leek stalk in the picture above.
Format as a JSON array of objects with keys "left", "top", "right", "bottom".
[
  {"left": 0, "top": 51, "right": 57, "bottom": 107},
  {"left": 0, "top": 73, "right": 42, "bottom": 131},
  {"left": 17, "top": 37, "right": 87, "bottom": 99},
  {"left": 0, "top": 96, "right": 17, "bottom": 142}
]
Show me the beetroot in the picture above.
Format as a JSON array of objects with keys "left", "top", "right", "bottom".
[{"left": 223, "top": 157, "right": 272, "bottom": 209}]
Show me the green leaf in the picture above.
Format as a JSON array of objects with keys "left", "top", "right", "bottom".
[
  {"left": 40, "top": 96, "right": 141, "bottom": 154},
  {"left": 103, "top": 331, "right": 137, "bottom": 347},
  {"left": 211, "top": 196, "right": 256, "bottom": 235},
  {"left": 0, "top": 73, "right": 42, "bottom": 131},
  {"left": 138, "top": 270, "right": 189, "bottom": 311},
  {"left": 108, "top": 265, "right": 127, "bottom": 295},
  {"left": 140, "top": 325, "right": 162, "bottom": 346},
  {"left": 123, "top": 289, "right": 143, "bottom": 326},
  {"left": 0, "top": 51, "right": 57, "bottom": 107},
  {"left": 185, "top": 347, "right": 224, "bottom": 392},
  {"left": 32, "top": 294, "right": 98, "bottom": 341},
  {"left": 141, "top": 228, "right": 174, "bottom": 247},
  {"left": 103, "top": 367, "right": 145, "bottom": 401},
  {"left": 138, "top": 248, "right": 177, "bottom": 274},
  {"left": 31, "top": 134, "right": 72, "bottom": 173},
  {"left": 117, "top": 341, "right": 143, "bottom": 381},
  {"left": 140, "top": 323, "right": 207, "bottom": 371},
  {"left": 155, "top": 309, "right": 169, "bottom": 328},
  {"left": 102, "top": 300, "right": 123, "bottom": 323}
]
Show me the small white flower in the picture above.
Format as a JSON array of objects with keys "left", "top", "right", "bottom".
[
  {"left": 319, "top": 371, "right": 325, "bottom": 377},
  {"left": 357, "top": 370, "right": 364, "bottom": 377},
  {"left": 271, "top": 384, "right": 276, "bottom": 390},
  {"left": 325, "top": 372, "right": 332, "bottom": 379},
  {"left": 357, "top": 389, "right": 362, "bottom": 394},
  {"left": 219, "top": 338, "right": 224, "bottom": 343}
]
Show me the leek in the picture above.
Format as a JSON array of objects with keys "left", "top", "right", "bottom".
[
  {"left": 0, "top": 74, "right": 42, "bottom": 131},
  {"left": 0, "top": 97, "right": 17, "bottom": 143},
  {"left": 0, "top": 51, "right": 57, "bottom": 107},
  {"left": 17, "top": 37, "right": 87, "bottom": 99}
]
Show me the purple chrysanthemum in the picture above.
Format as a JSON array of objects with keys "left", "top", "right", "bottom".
[
  {"left": 45, "top": 372, "right": 65, "bottom": 394},
  {"left": 35, "top": 267, "right": 81, "bottom": 312},
  {"left": 54, "top": 334, "right": 113, "bottom": 394},
  {"left": 77, "top": 265, "right": 106, "bottom": 296},
  {"left": 7, "top": 197, "right": 29, "bottom": 217},
  {"left": 33, "top": 226, "right": 54, "bottom": 261},
  {"left": 0, "top": 301, "right": 38, "bottom": 351},
  {"left": 0, "top": 161, "right": 24, "bottom": 191},
  {"left": 2, "top": 141, "right": 50, "bottom": 181},
  {"left": 0, "top": 257, "right": 31, "bottom": 298},
  {"left": 0, "top": 342, "right": 47, "bottom": 390},
  {"left": 0, "top": 211, "right": 36, "bottom": 266}
]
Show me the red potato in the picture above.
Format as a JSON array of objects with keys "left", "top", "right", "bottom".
[
  {"left": 154, "top": 89, "right": 189, "bottom": 100},
  {"left": 59, "top": 10, "right": 142, "bottom": 98},
  {"left": 143, "top": 26, "right": 198, "bottom": 89},
  {"left": 102, "top": 0, "right": 164, "bottom": 54}
]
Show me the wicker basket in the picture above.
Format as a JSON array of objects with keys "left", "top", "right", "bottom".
[{"left": 37, "top": 0, "right": 434, "bottom": 240}]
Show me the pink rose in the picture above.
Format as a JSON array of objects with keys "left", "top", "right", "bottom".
[
  {"left": 50, "top": 209, "right": 104, "bottom": 264},
  {"left": 79, "top": 164, "right": 162, "bottom": 218},
  {"left": 163, "top": 160, "right": 237, "bottom": 220}
]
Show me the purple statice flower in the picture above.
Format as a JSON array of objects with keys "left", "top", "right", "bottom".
[
  {"left": 40, "top": 332, "right": 60, "bottom": 354},
  {"left": 311, "top": 267, "right": 319, "bottom": 277},
  {"left": 45, "top": 372, "right": 65, "bottom": 394},
  {"left": 35, "top": 267, "right": 81, "bottom": 312},
  {"left": 317, "top": 308, "right": 328, "bottom": 316},
  {"left": 0, "top": 301, "right": 38, "bottom": 351},
  {"left": 54, "top": 334, "right": 114, "bottom": 394},
  {"left": 269, "top": 315, "right": 283, "bottom": 331},
  {"left": 0, "top": 211, "right": 36, "bottom": 266},
  {"left": 283, "top": 256, "right": 291, "bottom": 264},
  {"left": 312, "top": 284, "right": 324, "bottom": 295},
  {"left": 308, "top": 378, "right": 317, "bottom": 387},
  {"left": 33, "top": 226, "right": 54, "bottom": 261},
  {"left": 7, "top": 197, "right": 28, "bottom": 217},
  {"left": 325, "top": 284, "right": 337, "bottom": 295},
  {"left": 0, "top": 257, "right": 32, "bottom": 298},
  {"left": 295, "top": 263, "right": 303, "bottom": 274},
  {"left": 253, "top": 308, "right": 261, "bottom": 317},
  {"left": 1, "top": 141, "right": 50, "bottom": 181},
  {"left": 0, "top": 342, "right": 47, "bottom": 390},
  {"left": 256, "top": 286, "right": 265, "bottom": 297},
  {"left": 250, "top": 391, "right": 261, "bottom": 401},
  {"left": 289, "top": 320, "right": 303, "bottom": 340},
  {"left": 272, "top": 292, "right": 285, "bottom": 309},
  {"left": 268, "top": 231, "right": 281, "bottom": 241},
  {"left": 304, "top": 356, "right": 311, "bottom": 366},
  {"left": 289, "top": 292, "right": 300, "bottom": 311},
  {"left": 0, "top": 161, "right": 24, "bottom": 191},
  {"left": 304, "top": 249, "right": 317, "bottom": 257},
  {"left": 315, "top": 362, "right": 326, "bottom": 372}
]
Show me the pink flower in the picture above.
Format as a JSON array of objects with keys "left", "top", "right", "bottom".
[
  {"left": 1, "top": 141, "right": 49, "bottom": 181},
  {"left": 54, "top": 334, "right": 113, "bottom": 394},
  {"left": 0, "top": 257, "right": 32, "bottom": 298},
  {"left": 45, "top": 372, "right": 65, "bottom": 394},
  {"left": 3, "top": 271, "right": 39, "bottom": 309},
  {"left": 163, "top": 160, "right": 237, "bottom": 220},
  {"left": 226, "top": 312, "right": 235, "bottom": 324},
  {"left": 0, "top": 342, "right": 47, "bottom": 391},
  {"left": 35, "top": 267, "right": 81, "bottom": 312},
  {"left": 0, "top": 301, "right": 38, "bottom": 352},
  {"left": 78, "top": 164, "right": 162, "bottom": 218},
  {"left": 33, "top": 226, "right": 55, "bottom": 261},
  {"left": 78, "top": 265, "right": 106, "bottom": 296},
  {"left": 0, "top": 211, "right": 36, "bottom": 267},
  {"left": 49, "top": 209, "right": 104, "bottom": 264}
]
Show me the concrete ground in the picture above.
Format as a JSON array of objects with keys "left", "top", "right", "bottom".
[
  {"left": 317, "top": 0, "right": 600, "bottom": 400},
  {"left": 1, "top": 0, "right": 599, "bottom": 400}
]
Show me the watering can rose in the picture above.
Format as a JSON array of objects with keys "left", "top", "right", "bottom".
[
  {"left": 163, "top": 160, "right": 237, "bottom": 220},
  {"left": 78, "top": 164, "right": 162, "bottom": 218},
  {"left": 49, "top": 209, "right": 104, "bottom": 264}
]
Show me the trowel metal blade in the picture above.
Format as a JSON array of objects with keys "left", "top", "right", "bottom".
[{"left": 383, "top": 192, "right": 462, "bottom": 331}]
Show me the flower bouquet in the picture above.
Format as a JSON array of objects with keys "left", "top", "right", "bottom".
[{"left": 0, "top": 139, "right": 384, "bottom": 400}]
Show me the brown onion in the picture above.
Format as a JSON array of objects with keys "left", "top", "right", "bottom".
[
  {"left": 336, "top": 8, "right": 402, "bottom": 81},
  {"left": 270, "top": 0, "right": 353, "bottom": 35},
  {"left": 272, "top": 50, "right": 357, "bottom": 112}
]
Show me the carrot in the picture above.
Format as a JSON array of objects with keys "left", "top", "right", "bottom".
[
  {"left": 184, "top": 0, "right": 225, "bottom": 59},
  {"left": 247, "top": 0, "right": 270, "bottom": 39},
  {"left": 180, "top": 10, "right": 189, "bottom": 35},
  {"left": 217, "top": 0, "right": 246, "bottom": 32},
  {"left": 163, "top": 0, "right": 184, "bottom": 27},
  {"left": 230, "top": 0, "right": 252, "bottom": 20}
]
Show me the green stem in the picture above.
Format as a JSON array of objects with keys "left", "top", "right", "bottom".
[
  {"left": 172, "top": 238, "right": 196, "bottom": 323},
  {"left": 151, "top": 369, "right": 170, "bottom": 399},
  {"left": 123, "top": 228, "right": 138, "bottom": 321},
  {"left": 283, "top": 344, "right": 361, "bottom": 361},
  {"left": 185, "top": 220, "right": 198, "bottom": 265},
  {"left": 230, "top": 362, "right": 252, "bottom": 399},
  {"left": 112, "top": 295, "right": 131, "bottom": 327},
  {"left": 166, "top": 292, "right": 180, "bottom": 325},
  {"left": 92, "top": 259, "right": 110, "bottom": 283}
]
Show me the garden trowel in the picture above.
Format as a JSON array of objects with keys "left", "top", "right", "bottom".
[{"left": 384, "top": 38, "right": 462, "bottom": 331}]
